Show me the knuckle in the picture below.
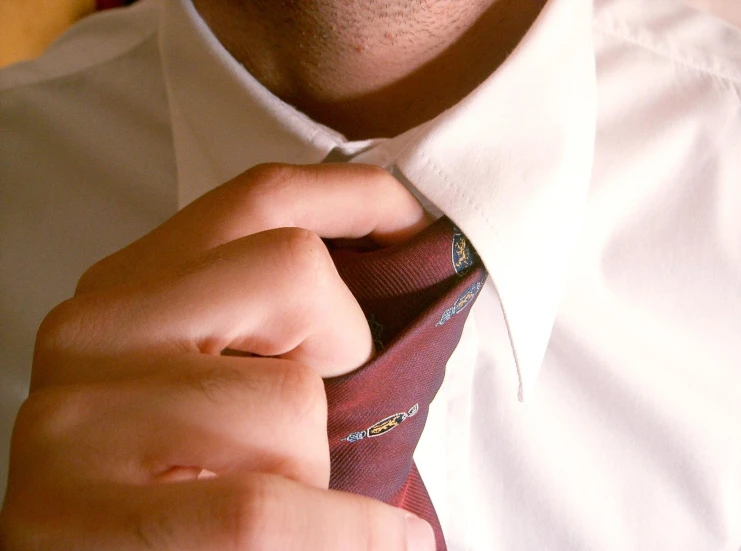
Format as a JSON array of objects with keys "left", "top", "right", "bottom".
[
  {"left": 32, "top": 296, "right": 112, "bottom": 387},
  {"left": 75, "top": 246, "right": 140, "bottom": 296},
  {"left": 353, "top": 163, "right": 402, "bottom": 193},
  {"left": 363, "top": 165, "right": 412, "bottom": 204},
  {"left": 33, "top": 299, "right": 93, "bottom": 376},
  {"left": 177, "top": 365, "right": 249, "bottom": 404},
  {"left": 74, "top": 254, "right": 126, "bottom": 295},
  {"left": 35, "top": 299, "right": 81, "bottom": 352},
  {"left": 75, "top": 260, "right": 105, "bottom": 294},
  {"left": 265, "top": 361, "right": 330, "bottom": 486},
  {"left": 240, "top": 163, "right": 295, "bottom": 220},
  {"left": 272, "top": 361, "right": 327, "bottom": 426},
  {"left": 12, "top": 386, "right": 90, "bottom": 449},
  {"left": 243, "top": 162, "right": 294, "bottom": 186},
  {"left": 358, "top": 162, "right": 394, "bottom": 181},
  {"left": 218, "top": 475, "right": 286, "bottom": 550},
  {"left": 273, "top": 227, "right": 333, "bottom": 284},
  {"left": 174, "top": 362, "right": 326, "bottom": 428},
  {"left": 213, "top": 163, "right": 299, "bottom": 233}
]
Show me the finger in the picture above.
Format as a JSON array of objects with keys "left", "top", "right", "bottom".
[
  {"left": 154, "top": 474, "right": 437, "bottom": 551},
  {"left": 35, "top": 227, "right": 372, "bottom": 382},
  {"left": 18, "top": 354, "right": 329, "bottom": 489},
  {"left": 78, "top": 163, "right": 431, "bottom": 293},
  {"left": 3, "top": 474, "right": 435, "bottom": 551}
]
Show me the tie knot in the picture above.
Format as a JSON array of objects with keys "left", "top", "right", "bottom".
[{"left": 330, "top": 217, "right": 481, "bottom": 348}]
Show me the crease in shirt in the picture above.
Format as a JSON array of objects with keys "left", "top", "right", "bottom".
[
  {"left": 0, "top": 1, "right": 160, "bottom": 90},
  {"left": 593, "top": 16, "right": 741, "bottom": 86}
]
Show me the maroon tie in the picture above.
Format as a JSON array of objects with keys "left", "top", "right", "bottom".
[{"left": 325, "top": 217, "right": 487, "bottom": 551}]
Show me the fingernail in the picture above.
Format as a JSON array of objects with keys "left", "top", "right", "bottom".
[{"left": 405, "top": 512, "right": 436, "bottom": 551}]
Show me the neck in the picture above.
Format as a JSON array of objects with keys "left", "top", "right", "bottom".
[{"left": 192, "top": 0, "right": 546, "bottom": 140}]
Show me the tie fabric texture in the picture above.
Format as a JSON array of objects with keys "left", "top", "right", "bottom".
[{"left": 325, "top": 217, "right": 487, "bottom": 551}]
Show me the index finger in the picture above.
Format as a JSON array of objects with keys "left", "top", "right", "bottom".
[
  {"left": 165, "top": 474, "right": 437, "bottom": 551},
  {"left": 78, "top": 163, "right": 431, "bottom": 293}
]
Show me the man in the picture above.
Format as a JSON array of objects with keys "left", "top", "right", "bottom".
[{"left": 1, "top": 0, "right": 740, "bottom": 549}]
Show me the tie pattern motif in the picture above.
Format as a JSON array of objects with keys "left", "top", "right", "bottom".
[{"left": 325, "top": 217, "right": 487, "bottom": 551}]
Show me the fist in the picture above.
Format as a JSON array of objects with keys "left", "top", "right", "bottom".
[{"left": 0, "top": 163, "right": 435, "bottom": 551}]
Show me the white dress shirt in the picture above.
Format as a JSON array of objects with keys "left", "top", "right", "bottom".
[{"left": 1, "top": 0, "right": 739, "bottom": 549}]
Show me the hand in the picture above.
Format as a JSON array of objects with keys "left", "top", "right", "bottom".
[{"left": 0, "top": 163, "right": 436, "bottom": 550}]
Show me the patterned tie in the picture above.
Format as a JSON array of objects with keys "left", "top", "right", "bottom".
[{"left": 325, "top": 217, "right": 487, "bottom": 551}]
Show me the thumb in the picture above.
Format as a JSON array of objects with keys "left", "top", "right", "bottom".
[
  {"left": 148, "top": 473, "right": 437, "bottom": 550},
  {"left": 43, "top": 473, "right": 438, "bottom": 551}
]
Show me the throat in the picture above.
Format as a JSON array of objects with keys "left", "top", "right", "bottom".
[{"left": 193, "top": 0, "right": 546, "bottom": 140}]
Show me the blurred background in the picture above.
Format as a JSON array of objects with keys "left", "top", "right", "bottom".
[{"left": 0, "top": 0, "right": 135, "bottom": 68}]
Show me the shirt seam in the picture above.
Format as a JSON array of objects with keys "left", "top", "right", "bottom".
[
  {"left": 415, "top": 151, "right": 526, "bottom": 400},
  {"left": 593, "top": 18, "right": 741, "bottom": 88}
]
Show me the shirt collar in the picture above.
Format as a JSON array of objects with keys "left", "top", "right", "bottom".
[{"left": 159, "top": 0, "right": 597, "bottom": 400}]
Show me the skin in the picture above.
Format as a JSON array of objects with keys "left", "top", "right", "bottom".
[
  {"left": 192, "top": 0, "right": 547, "bottom": 139},
  {"left": 0, "top": 164, "right": 437, "bottom": 550}
]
